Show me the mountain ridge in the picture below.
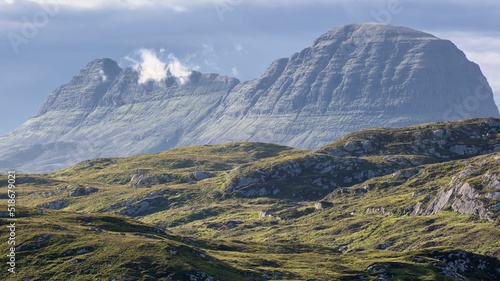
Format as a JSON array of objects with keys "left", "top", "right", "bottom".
[
  {"left": 1, "top": 23, "right": 499, "bottom": 173},
  {"left": 34, "top": 58, "right": 123, "bottom": 117}
]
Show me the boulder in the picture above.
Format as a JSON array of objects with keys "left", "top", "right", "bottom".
[
  {"left": 192, "top": 170, "right": 213, "bottom": 181},
  {"left": 315, "top": 201, "right": 333, "bottom": 210},
  {"left": 39, "top": 200, "right": 67, "bottom": 210},
  {"left": 69, "top": 186, "right": 98, "bottom": 197}
]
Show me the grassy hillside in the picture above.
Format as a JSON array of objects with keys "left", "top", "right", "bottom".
[{"left": 1, "top": 118, "right": 500, "bottom": 280}]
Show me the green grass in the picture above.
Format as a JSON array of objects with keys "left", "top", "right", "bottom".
[
  {"left": 2, "top": 118, "right": 500, "bottom": 280},
  {"left": 4, "top": 209, "right": 494, "bottom": 280}
]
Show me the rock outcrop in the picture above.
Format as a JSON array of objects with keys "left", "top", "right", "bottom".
[
  {"left": 415, "top": 167, "right": 500, "bottom": 221},
  {"left": 224, "top": 119, "right": 500, "bottom": 200},
  {"left": 69, "top": 186, "right": 98, "bottom": 197},
  {"left": 319, "top": 118, "right": 500, "bottom": 158},
  {"left": 368, "top": 251, "right": 500, "bottom": 280},
  {"left": 38, "top": 200, "right": 67, "bottom": 210},
  {"left": 129, "top": 171, "right": 172, "bottom": 188},
  {"left": 1, "top": 24, "right": 498, "bottom": 173},
  {"left": 119, "top": 197, "right": 168, "bottom": 217},
  {"left": 224, "top": 154, "right": 433, "bottom": 199},
  {"left": 428, "top": 250, "right": 500, "bottom": 280}
]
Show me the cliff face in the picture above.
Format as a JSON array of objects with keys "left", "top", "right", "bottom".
[
  {"left": 0, "top": 64, "right": 239, "bottom": 172},
  {"left": 194, "top": 24, "right": 499, "bottom": 147},
  {"left": 1, "top": 24, "right": 498, "bottom": 173}
]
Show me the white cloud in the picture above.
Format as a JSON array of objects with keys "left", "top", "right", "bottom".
[
  {"left": 129, "top": 49, "right": 167, "bottom": 84},
  {"left": 0, "top": 0, "right": 364, "bottom": 10},
  {"left": 166, "top": 53, "right": 191, "bottom": 85},
  {"left": 199, "top": 44, "right": 221, "bottom": 70},
  {"left": 99, "top": 69, "right": 107, "bottom": 81},
  {"left": 234, "top": 43, "right": 244, "bottom": 53},
  {"left": 0, "top": 0, "right": 195, "bottom": 10},
  {"left": 126, "top": 48, "right": 193, "bottom": 85},
  {"left": 2, "top": 0, "right": 500, "bottom": 11},
  {"left": 231, "top": 66, "right": 240, "bottom": 77},
  {"left": 179, "top": 44, "right": 244, "bottom": 77},
  {"left": 1, "top": 0, "right": 189, "bottom": 10}
]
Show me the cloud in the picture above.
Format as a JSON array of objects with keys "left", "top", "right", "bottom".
[
  {"left": 0, "top": 0, "right": 432, "bottom": 12},
  {"left": 231, "top": 66, "right": 240, "bottom": 77},
  {"left": 124, "top": 45, "right": 244, "bottom": 85},
  {"left": 165, "top": 53, "right": 192, "bottom": 85},
  {"left": 0, "top": 0, "right": 188, "bottom": 10},
  {"left": 200, "top": 44, "right": 220, "bottom": 69},
  {"left": 1, "top": 0, "right": 345, "bottom": 10},
  {"left": 3, "top": 0, "right": 500, "bottom": 12},
  {"left": 0, "top": 0, "right": 240, "bottom": 10},
  {"left": 126, "top": 48, "right": 193, "bottom": 85},
  {"left": 99, "top": 69, "right": 107, "bottom": 81},
  {"left": 128, "top": 49, "right": 167, "bottom": 84},
  {"left": 234, "top": 43, "right": 245, "bottom": 53}
]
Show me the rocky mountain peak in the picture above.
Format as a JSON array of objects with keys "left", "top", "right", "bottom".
[
  {"left": 197, "top": 24, "right": 498, "bottom": 149},
  {"left": 314, "top": 23, "right": 437, "bottom": 46},
  {"left": 2, "top": 24, "right": 499, "bottom": 173},
  {"left": 35, "top": 58, "right": 122, "bottom": 117},
  {"left": 83, "top": 58, "right": 122, "bottom": 77}
]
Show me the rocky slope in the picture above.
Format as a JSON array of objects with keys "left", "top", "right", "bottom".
[
  {"left": 0, "top": 63, "right": 239, "bottom": 173},
  {"left": 1, "top": 23, "right": 499, "bottom": 173},
  {"left": 224, "top": 118, "right": 500, "bottom": 199},
  {"left": 196, "top": 24, "right": 499, "bottom": 147},
  {"left": 2, "top": 119, "right": 500, "bottom": 280}
]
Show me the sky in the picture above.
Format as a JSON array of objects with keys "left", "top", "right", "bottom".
[{"left": 1, "top": 0, "right": 499, "bottom": 136}]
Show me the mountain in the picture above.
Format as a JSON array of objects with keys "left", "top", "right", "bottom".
[
  {"left": 196, "top": 24, "right": 499, "bottom": 147},
  {"left": 2, "top": 118, "right": 499, "bottom": 280},
  {"left": 1, "top": 23, "right": 499, "bottom": 173}
]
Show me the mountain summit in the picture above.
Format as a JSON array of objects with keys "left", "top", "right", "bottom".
[
  {"left": 1, "top": 23, "right": 498, "bottom": 173},
  {"left": 196, "top": 24, "right": 499, "bottom": 146}
]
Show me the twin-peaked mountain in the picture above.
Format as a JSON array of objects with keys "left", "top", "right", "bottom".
[{"left": 1, "top": 23, "right": 498, "bottom": 173}]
